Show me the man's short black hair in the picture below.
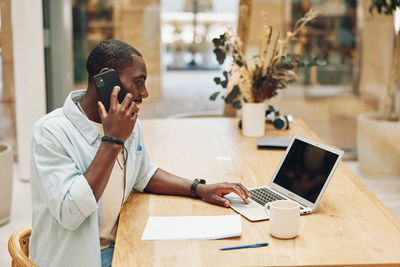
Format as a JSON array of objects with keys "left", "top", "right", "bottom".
[{"left": 86, "top": 39, "right": 142, "bottom": 82}]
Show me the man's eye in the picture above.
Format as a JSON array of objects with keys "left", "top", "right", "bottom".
[{"left": 135, "top": 81, "right": 144, "bottom": 87}]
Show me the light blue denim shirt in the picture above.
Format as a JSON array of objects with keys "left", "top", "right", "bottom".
[{"left": 29, "top": 90, "right": 158, "bottom": 267}]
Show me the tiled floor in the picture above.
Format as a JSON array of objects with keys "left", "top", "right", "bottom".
[{"left": 1, "top": 70, "right": 399, "bottom": 265}]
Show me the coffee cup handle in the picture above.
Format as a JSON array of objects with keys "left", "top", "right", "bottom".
[{"left": 264, "top": 203, "right": 271, "bottom": 217}]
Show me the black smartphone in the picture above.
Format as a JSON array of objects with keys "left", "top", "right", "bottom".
[{"left": 93, "top": 69, "right": 127, "bottom": 112}]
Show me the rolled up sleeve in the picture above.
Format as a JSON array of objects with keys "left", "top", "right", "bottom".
[
  {"left": 67, "top": 174, "right": 98, "bottom": 218},
  {"left": 31, "top": 130, "right": 97, "bottom": 231}
]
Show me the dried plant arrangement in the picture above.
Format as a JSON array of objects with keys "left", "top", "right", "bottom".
[{"left": 210, "top": 9, "right": 326, "bottom": 109}]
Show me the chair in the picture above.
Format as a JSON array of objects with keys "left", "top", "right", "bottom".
[{"left": 8, "top": 226, "right": 37, "bottom": 267}]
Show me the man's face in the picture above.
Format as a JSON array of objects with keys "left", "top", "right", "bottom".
[{"left": 119, "top": 54, "right": 149, "bottom": 104}]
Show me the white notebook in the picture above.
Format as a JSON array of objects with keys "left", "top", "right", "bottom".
[{"left": 141, "top": 215, "right": 242, "bottom": 240}]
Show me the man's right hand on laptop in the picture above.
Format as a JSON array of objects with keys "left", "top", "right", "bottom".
[{"left": 197, "top": 182, "right": 251, "bottom": 207}]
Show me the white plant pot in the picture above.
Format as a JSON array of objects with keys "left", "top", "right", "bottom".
[
  {"left": 242, "top": 102, "right": 266, "bottom": 137},
  {"left": 0, "top": 142, "right": 13, "bottom": 225},
  {"left": 357, "top": 112, "right": 400, "bottom": 176}
]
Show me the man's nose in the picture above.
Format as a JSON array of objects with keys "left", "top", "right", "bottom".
[{"left": 141, "top": 88, "right": 149, "bottom": 98}]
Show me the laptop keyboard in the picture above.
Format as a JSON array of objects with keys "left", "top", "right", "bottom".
[{"left": 249, "top": 188, "right": 285, "bottom": 206}]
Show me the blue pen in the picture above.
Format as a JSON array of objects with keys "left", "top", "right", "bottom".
[{"left": 220, "top": 242, "right": 268, "bottom": 251}]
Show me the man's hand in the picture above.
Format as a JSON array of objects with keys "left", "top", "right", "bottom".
[
  {"left": 98, "top": 86, "right": 139, "bottom": 141},
  {"left": 196, "top": 182, "right": 251, "bottom": 207},
  {"left": 144, "top": 169, "right": 251, "bottom": 208}
]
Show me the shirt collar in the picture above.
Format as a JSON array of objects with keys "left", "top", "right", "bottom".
[{"left": 63, "top": 90, "right": 100, "bottom": 145}]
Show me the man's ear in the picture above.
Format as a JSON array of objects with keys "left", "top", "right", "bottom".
[{"left": 99, "top": 67, "right": 110, "bottom": 74}]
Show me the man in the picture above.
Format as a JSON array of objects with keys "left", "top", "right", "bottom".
[{"left": 30, "top": 39, "right": 250, "bottom": 267}]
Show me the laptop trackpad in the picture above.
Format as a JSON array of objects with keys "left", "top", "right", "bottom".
[
  {"left": 224, "top": 193, "right": 268, "bottom": 221},
  {"left": 224, "top": 193, "right": 258, "bottom": 208}
]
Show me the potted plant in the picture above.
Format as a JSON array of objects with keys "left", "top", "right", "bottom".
[
  {"left": 209, "top": 9, "right": 325, "bottom": 136},
  {"left": 356, "top": 0, "right": 400, "bottom": 175}
]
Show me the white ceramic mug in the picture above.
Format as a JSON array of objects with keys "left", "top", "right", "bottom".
[
  {"left": 242, "top": 102, "right": 266, "bottom": 137},
  {"left": 265, "top": 200, "right": 300, "bottom": 239}
]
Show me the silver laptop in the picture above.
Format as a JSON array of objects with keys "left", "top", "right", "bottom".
[{"left": 224, "top": 134, "right": 344, "bottom": 221}]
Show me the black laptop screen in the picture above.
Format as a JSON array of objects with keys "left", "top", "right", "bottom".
[{"left": 273, "top": 139, "right": 339, "bottom": 203}]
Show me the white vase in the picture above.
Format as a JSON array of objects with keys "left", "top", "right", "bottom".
[
  {"left": 357, "top": 112, "right": 400, "bottom": 176},
  {"left": 242, "top": 102, "right": 266, "bottom": 137},
  {"left": 0, "top": 142, "right": 13, "bottom": 226}
]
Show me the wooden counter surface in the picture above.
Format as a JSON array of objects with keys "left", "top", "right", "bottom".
[{"left": 113, "top": 118, "right": 400, "bottom": 267}]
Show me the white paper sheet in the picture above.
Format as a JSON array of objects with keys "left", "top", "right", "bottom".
[{"left": 141, "top": 214, "right": 242, "bottom": 240}]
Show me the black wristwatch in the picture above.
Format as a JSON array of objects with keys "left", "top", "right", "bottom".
[{"left": 190, "top": 178, "right": 206, "bottom": 198}]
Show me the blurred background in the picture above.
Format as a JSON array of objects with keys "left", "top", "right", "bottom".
[
  {"left": 2, "top": 0, "right": 389, "bottom": 156},
  {"left": 1, "top": 0, "right": 400, "bottom": 264},
  {"left": 2, "top": 0, "right": 395, "bottom": 154}
]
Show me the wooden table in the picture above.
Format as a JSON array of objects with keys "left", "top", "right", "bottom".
[{"left": 113, "top": 118, "right": 400, "bottom": 266}]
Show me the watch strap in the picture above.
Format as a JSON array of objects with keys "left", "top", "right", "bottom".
[{"left": 190, "top": 178, "right": 206, "bottom": 198}]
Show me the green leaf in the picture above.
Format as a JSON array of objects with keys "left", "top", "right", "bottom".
[
  {"left": 232, "top": 85, "right": 240, "bottom": 96},
  {"left": 212, "top": 38, "right": 220, "bottom": 48},
  {"left": 223, "top": 71, "right": 229, "bottom": 79},
  {"left": 213, "top": 48, "right": 226, "bottom": 65},
  {"left": 209, "top": 91, "right": 220, "bottom": 101},
  {"left": 225, "top": 85, "right": 240, "bottom": 103},
  {"left": 236, "top": 60, "right": 243, "bottom": 67},
  {"left": 368, "top": 0, "right": 400, "bottom": 14},
  {"left": 221, "top": 80, "right": 228, "bottom": 88},
  {"left": 214, "top": 77, "right": 221, "bottom": 84},
  {"left": 224, "top": 97, "right": 233, "bottom": 104},
  {"left": 232, "top": 100, "right": 242, "bottom": 109}
]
